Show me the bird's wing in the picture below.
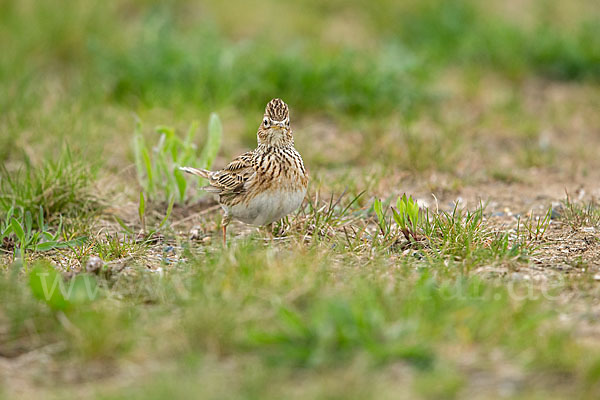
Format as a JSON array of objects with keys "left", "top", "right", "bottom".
[
  {"left": 224, "top": 151, "right": 256, "bottom": 173},
  {"left": 205, "top": 151, "right": 257, "bottom": 195}
]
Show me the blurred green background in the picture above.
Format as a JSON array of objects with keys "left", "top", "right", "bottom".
[{"left": 1, "top": 0, "right": 598, "bottom": 170}]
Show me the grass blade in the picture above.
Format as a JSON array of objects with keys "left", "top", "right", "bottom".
[
  {"left": 157, "top": 197, "right": 175, "bottom": 231},
  {"left": 114, "top": 215, "right": 134, "bottom": 235},
  {"left": 138, "top": 192, "right": 146, "bottom": 233}
]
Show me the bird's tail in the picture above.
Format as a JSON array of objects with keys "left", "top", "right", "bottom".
[{"left": 179, "top": 166, "right": 211, "bottom": 179}]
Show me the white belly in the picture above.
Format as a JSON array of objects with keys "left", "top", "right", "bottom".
[{"left": 225, "top": 189, "right": 306, "bottom": 226}]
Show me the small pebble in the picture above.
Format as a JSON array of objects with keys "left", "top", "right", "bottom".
[
  {"left": 190, "top": 226, "right": 202, "bottom": 240},
  {"left": 550, "top": 205, "right": 563, "bottom": 220},
  {"left": 86, "top": 256, "right": 104, "bottom": 274},
  {"left": 593, "top": 274, "right": 600, "bottom": 281}
]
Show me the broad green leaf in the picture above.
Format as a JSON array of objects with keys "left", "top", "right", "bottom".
[
  {"left": 37, "top": 206, "right": 45, "bottom": 230},
  {"left": 155, "top": 145, "right": 174, "bottom": 200},
  {"left": 184, "top": 121, "right": 199, "bottom": 147},
  {"left": 165, "top": 129, "right": 180, "bottom": 161},
  {"left": 141, "top": 146, "right": 154, "bottom": 193},
  {"left": 55, "top": 236, "right": 87, "bottom": 249},
  {"left": 392, "top": 207, "right": 406, "bottom": 230},
  {"left": 35, "top": 241, "right": 59, "bottom": 252},
  {"left": 29, "top": 263, "right": 68, "bottom": 310},
  {"left": 374, "top": 198, "right": 384, "bottom": 225},
  {"left": 397, "top": 195, "right": 406, "bottom": 214},
  {"left": 409, "top": 200, "right": 419, "bottom": 227},
  {"left": 411, "top": 197, "right": 420, "bottom": 227},
  {"left": 400, "top": 194, "right": 408, "bottom": 208},
  {"left": 173, "top": 168, "right": 187, "bottom": 203},
  {"left": 200, "top": 113, "right": 222, "bottom": 170},
  {"left": 156, "top": 143, "right": 170, "bottom": 177},
  {"left": 6, "top": 205, "right": 14, "bottom": 221},
  {"left": 11, "top": 218, "right": 25, "bottom": 243}
]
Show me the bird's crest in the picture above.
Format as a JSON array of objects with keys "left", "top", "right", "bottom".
[{"left": 265, "top": 98, "right": 289, "bottom": 122}]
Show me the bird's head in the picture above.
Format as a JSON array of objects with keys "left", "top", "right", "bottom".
[{"left": 257, "top": 98, "right": 293, "bottom": 147}]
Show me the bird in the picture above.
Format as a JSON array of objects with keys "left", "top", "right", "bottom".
[{"left": 180, "top": 98, "right": 308, "bottom": 245}]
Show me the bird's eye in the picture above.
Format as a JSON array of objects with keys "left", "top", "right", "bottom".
[{"left": 263, "top": 118, "right": 270, "bottom": 127}]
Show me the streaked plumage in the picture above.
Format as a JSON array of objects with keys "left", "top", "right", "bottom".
[{"left": 181, "top": 98, "right": 308, "bottom": 244}]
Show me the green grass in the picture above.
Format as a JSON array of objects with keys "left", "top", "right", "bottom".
[
  {"left": 132, "top": 113, "right": 223, "bottom": 204},
  {"left": 92, "top": 233, "right": 147, "bottom": 262},
  {"left": 561, "top": 195, "right": 600, "bottom": 230},
  {"left": 2, "top": 0, "right": 598, "bottom": 166},
  {"left": 0, "top": 150, "right": 102, "bottom": 228},
  {"left": 2, "top": 243, "right": 600, "bottom": 398},
  {"left": 2, "top": 0, "right": 600, "bottom": 398}
]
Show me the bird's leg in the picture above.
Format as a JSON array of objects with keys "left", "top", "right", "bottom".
[{"left": 222, "top": 216, "right": 231, "bottom": 247}]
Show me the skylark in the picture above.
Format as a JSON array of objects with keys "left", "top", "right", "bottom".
[{"left": 181, "top": 98, "right": 308, "bottom": 244}]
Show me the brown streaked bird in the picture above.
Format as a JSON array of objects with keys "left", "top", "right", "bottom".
[{"left": 180, "top": 98, "right": 308, "bottom": 244}]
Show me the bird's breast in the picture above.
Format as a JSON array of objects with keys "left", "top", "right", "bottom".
[{"left": 227, "top": 188, "right": 306, "bottom": 226}]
